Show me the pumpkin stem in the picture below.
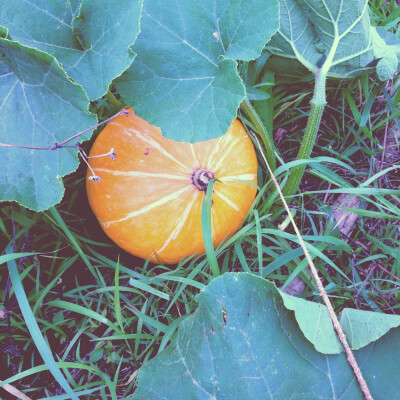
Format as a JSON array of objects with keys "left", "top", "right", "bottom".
[{"left": 192, "top": 168, "right": 215, "bottom": 191}]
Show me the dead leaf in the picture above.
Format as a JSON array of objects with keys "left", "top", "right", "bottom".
[
  {"left": 283, "top": 276, "right": 307, "bottom": 296},
  {"left": 0, "top": 381, "right": 33, "bottom": 400},
  {"left": 274, "top": 128, "right": 287, "bottom": 144},
  {"left": 117, "top": 368, "right": 139, "bottom": 387},
  {"left": 331, "top": 194, "right": 360, "bottom": 237}
]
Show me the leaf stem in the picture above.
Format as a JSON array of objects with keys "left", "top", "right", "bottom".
[
  {"left": 241, "top": 98, "right": 276, "bottom": 171},
  {"left": 106, "top": 90, "right": 122, "bottom": 109},
  {"left": 282, "top": 69, "right": 327, "bottom": 198},
  {"left": 251, "top": 133, "right": 373, "bottom": 400},
  {"left": 59, "top": 108, "right": 129, "bottom": 146}
]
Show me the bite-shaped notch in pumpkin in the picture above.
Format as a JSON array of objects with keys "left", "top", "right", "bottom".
[{"left": 86, "top": 108, "right": 258, "bottom": 264}]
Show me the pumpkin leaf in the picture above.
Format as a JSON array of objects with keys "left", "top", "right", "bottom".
[
  {"left": 371, "top": 27, "right": 400, "bottom": 81},
  {"left": 266, "top": 0, "right": 399, "bottom": 80},
  {"left": 133, "top": 272, "right": 400, "bottom": 399},
  {"left": 340, "top": 308, "right": 400, "bottom": 350},
  {"left": 0, "top": 0, "right": 143, "bottom": 99},
  {"left": 115, "top": 0, "right": 280, "bottom": 142},
  {"left": 0, "top": 39, "right": 96, "bottom": 211}
]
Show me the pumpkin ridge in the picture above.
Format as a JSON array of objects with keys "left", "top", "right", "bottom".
[
  {"left": 213, "top": 189, "right": 240, "bottom": 212},
  {"left": 126, "top": 127, "right": 190, "bottom": 171},
  {"left": 189, "top": 143, "right": 200, "bottom": 166},
  {"left": 93, "top": 168, "right": 188, "bottom": 181},
  {"left": 219, "top": 174, "right": 257, "bottom": 182},
  {"left": 211, "top": 137, "right": 241, "bottom": 171},
  {"left": 204, "top": 136, "right": 224, "bottom": 167},
  {"left": 101, "top": 186, "right": 192, "bottom": 226},
  {"left": 153, "top": 192, "right": 199, "bottom": 258}
]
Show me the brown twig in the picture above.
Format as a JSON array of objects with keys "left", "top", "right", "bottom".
[
  {"left": 375, "top": 263, "right": 400, "bottom": 284},
  {"left": 160, "top": 282, "right": 182, "bottom": 317},
  {"left": 354, "top": 265, "right": 376, "bottom": 298},
  {"left": 251, "top": 132, "right": 374, "bottom": 400}
]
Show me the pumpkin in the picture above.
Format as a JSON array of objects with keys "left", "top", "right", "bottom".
[{"left": 86, "top": 108, "right": 258, "bottom": 264}]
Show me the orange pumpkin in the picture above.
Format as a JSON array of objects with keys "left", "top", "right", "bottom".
[{"left": 86, "top": 108, "right": 258, "bottom": 264}]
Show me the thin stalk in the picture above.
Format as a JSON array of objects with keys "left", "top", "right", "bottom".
[
  {"left": 106, "top": 90, "right": 122, "bottom": 108},
  {"left": 282, "top": 22, "right": 339, "bottom": 198},
  {"left": 282, "top": 68, "right": 327, "bottom": 198},
  {"left": 241, "top": 98, "right": 276, "bottom": 171},
  {"left": 252, "top": 133, "right": 373, "bottom": 400},
  {"left": 0, "top": 109, "right": 130, "bottom": 150}
]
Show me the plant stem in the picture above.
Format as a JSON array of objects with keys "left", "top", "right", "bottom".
[
  {"left": 106, "top": 90, "right": 122, "bottom": 108},
  {"left": 282, "top": 69, "right": 327, "bottom": 198},
  {"left": 241, "top": 98, "right": 276, "bottom": 171}
]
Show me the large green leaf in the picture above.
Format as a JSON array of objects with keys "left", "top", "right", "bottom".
[
  {"left": 340, "top": 307, "right": 400, "bottom": 350},
  {"left": 0, "top": 39, "right": 96, "bottom": 211},
  {"left": 115, "top": 0, "right": 279, "bottom": 142},
  {"left": 133, "top": 272, "right": 400, "bottom": 399},
  {"left": 372, "top": 27, "right": 400, "bottom": 81},
  {"left": 266, "top": 0, "right": 398, "bottom": 80},
  {"left": 0, "top": 0, "right": 142, "bottom": 99}
]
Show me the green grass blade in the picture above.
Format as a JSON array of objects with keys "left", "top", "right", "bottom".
[
  {"left": 274, "top": 156, "right": 356, "bottom": 177},
  {"left": 234, "top": 242, "right": 252, "bottom": 273},
  {"left": 0, "top": 216, "right": 10, "bottom": 239},
  {"left": 0, "top": 361, "right": 113, "bottom": 397},
  {"left": 158, "top": 315, "right": 186, "bottom": 353},
  {"left": 148, "top": 275, "right": 206, "bottom": 290},
  {"left": 241, "top": 98, "right": 276, "bottom": 171},
  {"left": 41, "top": 385, "right": 107, "bottom": 400},
  {"left": 261, "top": 247, "right": 304, "bottom": 277},
  {"left": 0, "top": 252, "right": 38, "bottom": 265},
  {"left": 301, "top": 188, "right": 400, "bottom": 196},
  {"left": 201, "top": 179, "right": 220, "bottom": 277},
  {"left": 254, "top": 209, "right": 263, "bottom": 274},
  {"left": 47, "top": 300, "right": 120, "bottom": 333},
  {"left": 33, "top": 254, "right": 79, "bottom": 315},
  {"left": 0, "top": 362, "right": 100, "bottom": 386},
  {"left": 115, "top": 259, "right": 135, "bottom": 355},
  {"left": 129, "top": 308, "right": 168, "bottom": 333},
  {"left": 48, "top": 207, "right": 94, "bottom": 273},
  {"left": 128, "top": 278, "right": 170, "bottom": 300},
  {"left": 5, "top": 246, "right": 78, "bottom": 399},
  {"left": 382, "top": 86, "right": 400, "bottom": 132},
  {"left": 91, "top": 333, "right": 157, "bottom": 341},
  {"left": 114, "top": 259, "right": 124, "bottom": 332}
]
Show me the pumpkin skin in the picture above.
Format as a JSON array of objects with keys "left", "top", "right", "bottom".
[{"left": 86, "top": 108, "right": 258, "bottom": 264}]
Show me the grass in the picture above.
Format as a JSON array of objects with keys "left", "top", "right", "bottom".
[
  {"left": 1, "top": 1, "right": 400, "bottom": 398},
  {"left": 2, "top": 81, "right": 400, "bottom": 397}
]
